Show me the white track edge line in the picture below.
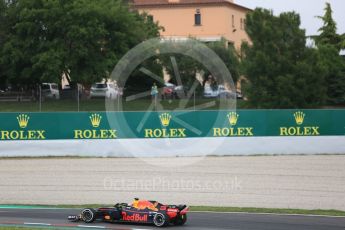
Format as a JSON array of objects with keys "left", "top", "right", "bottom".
[
  {"left": 24, "top": 222, "right": 52, "bottom": 226},
  {"left": 191, "top": 211, "right": 345, "bottom": 218},
  {"left": 78, "top": 225, "right": 106, "bottom": 229}
]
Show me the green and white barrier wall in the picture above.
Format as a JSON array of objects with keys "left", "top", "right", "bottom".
[{"left": 1, "top": 110, "right": 345, "bottom": 156}]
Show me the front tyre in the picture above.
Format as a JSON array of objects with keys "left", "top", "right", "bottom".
[
  {"left": 81, "top": 208, "right": 96, "bottom": 223},
  {"left": 174, "top": 214, "right": 187, "bottom": 226},
  {"left": 153, "top": 213, "right": 168, "bottom": 227}
]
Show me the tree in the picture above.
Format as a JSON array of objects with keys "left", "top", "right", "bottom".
[
  {"left": 159, "top": 39, "right": 240, "bottom": 96},
  {"left": 0, "top": 0, "right": 160, "bottom": 88},
  {"left": 318, "top": 45, "right": 345, "bottom": 104},
  {"left": 316, "top": 2, "right": 345, "bottom": 104},
  {"left": 241, "top": 9, "right": 326, "bottom": 108},
  {"left": 124, "top": 57, "right": 165, "bottom": 95},
  {"left": 0, "top": 0, "right": 5, "bottom": 42},
  {"left": 315, "top": 2, "right": 342, "bottom": 51},
  {"left": 161, "top": 52, "right": 203, "bottom": 90},
  {"left": 121, "top": 12, "right": 164, "bottom": 94},
  {"left": 207, "top": 40, "right": 240, "bottom": 85},
  {"left": 0, "top": 0, "right": 8, "bottom": 88}
]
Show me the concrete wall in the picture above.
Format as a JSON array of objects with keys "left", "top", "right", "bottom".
[{"left": 1, "top": 136, "right": 345, "bottom": 157}]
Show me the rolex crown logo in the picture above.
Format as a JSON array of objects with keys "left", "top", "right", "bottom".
[
  {"left": 294, "top": 111, "right": 305, "bottom": 125},
  {"left": 17, "top": 114, "right": 30, "bottom": 129},
  {"left": 90, "top": 114, "right": 102, "bottom": 128},
  {"left": 227, "top": 112, "right": 239, "bottom": 126},
  {"left": 159, "top": 113, "right": 172, "bottom": 127}
]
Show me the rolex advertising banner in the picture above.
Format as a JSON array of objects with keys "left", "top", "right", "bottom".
[{"left": 0, "top": 110, "right": 345, "bottom": 141}]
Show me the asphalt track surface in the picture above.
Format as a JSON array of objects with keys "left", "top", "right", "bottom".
[{"left": 0, "top": 208, "right": 344, "bottom": 230}]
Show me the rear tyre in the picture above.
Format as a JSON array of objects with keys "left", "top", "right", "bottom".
[
  {"left": 174, "top": 214, "right": 187, "bottom": 226},
  {"left": 153, "top": 213, "right": 167, "bottom": 227},
  {"left": 81, "top": 208, "right": 96, "bottom": 223}
]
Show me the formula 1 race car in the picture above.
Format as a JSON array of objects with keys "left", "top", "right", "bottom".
[{"left": 68, "top": 199, "right": 189, "bottom": 227}]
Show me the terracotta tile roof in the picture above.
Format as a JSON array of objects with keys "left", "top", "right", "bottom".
[{"left": 132, "top": 0, "right": 251, "bottom": 11}]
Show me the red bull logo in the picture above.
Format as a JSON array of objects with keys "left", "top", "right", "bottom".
[{"left": 122, "top": 212, "right": 148, "bottom": 222}]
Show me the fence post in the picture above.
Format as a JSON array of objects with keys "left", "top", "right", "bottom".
[
  {"left": 39, "top": 85, "right": 42, "bottom": 112},
  {"left": 117, "top": 94, "right": 120, "bottom": 111},
  {"left": 194, "top": 91, "right": 196, "bottom": 111},
  {"left": 77, "top": 85, "right": 80, "bottom": 112}
]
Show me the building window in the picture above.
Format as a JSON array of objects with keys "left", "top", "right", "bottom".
[
  {"left": 240, "top": 18, "right": 243, "bottom": 30},
  {"left": 195, "top": 9, "right": 201, "bottom": 26},
  {"left": 232, "top": 15, "right": 235, "bottom": 28}
]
